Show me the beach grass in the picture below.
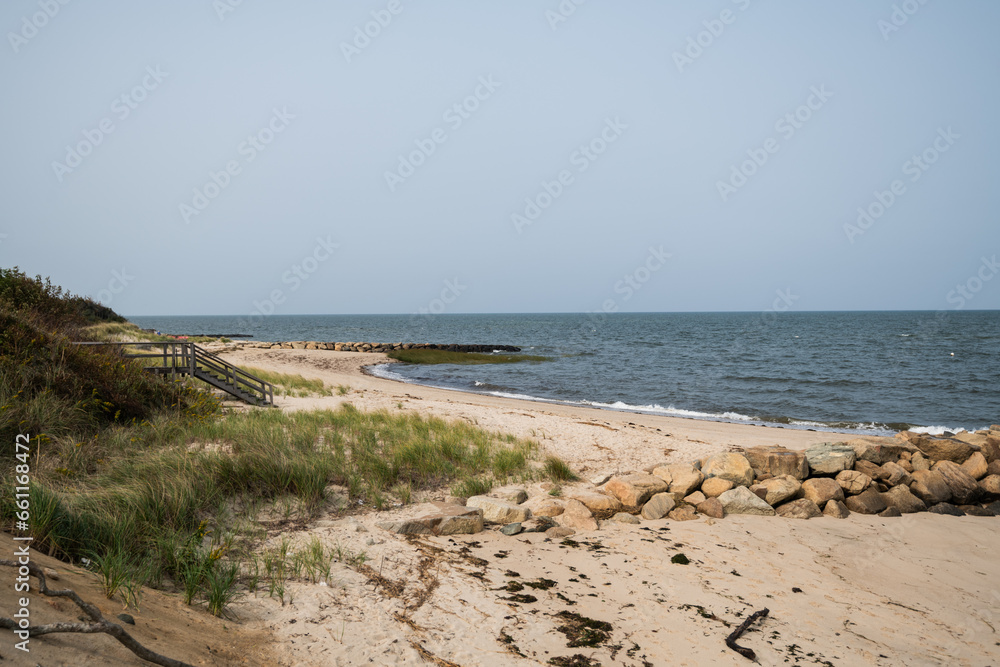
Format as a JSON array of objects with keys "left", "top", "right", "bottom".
[
  {"left": 387, "top": 349, "right": 550, "bottom": 365},
  {"left": 239, "top": 365, "right": 332, "bottom": 397}
]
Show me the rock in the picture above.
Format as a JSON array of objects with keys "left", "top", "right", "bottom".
[
  {"left": 988, "top": 461, "right": 1000, "bottom": 477},
  {"left": 667, "top": 505, "right": 699, "bottom": 521},
  {"left": 43, "top": 567, "right": 59, "bottom": 581},
  {"left": 897, "top": 460, "right": 914, "bottom": 473},
  {"left": 701, "top": 452, "right": 755, "bottom": 487},
  {"left": 927, "top": 502, "right": 965, "bottom": 516},
  {"left": 801, "top": 478, "right": 845, "bottom": 506},
  {"left": 564, "top": 490, "right": 622, "bottom": 514},
  {"left": 932, "top": 461, "right": 981, "bottom": 505},
  {"left": 845, "top": 488, "right": 887, "bottom": 515},
  {"left": 546, "top": 527, "right": 576, "bottom": 538},
  {"left": 560, "top": 499, "right": 598, "bottom": 532},
  {"left": 988, "top": 500, "right": 1000, "bottom": 514},
  {"left": 910, "top": 452, "right": 930, "bottom": 472},
  {"left": 776, "top": 498, "right": 823, "bottom": 519},
  {"left": 609, "top": 512, "right": 641, "bottom": 525},
  {"left": 500, "top": 523, "right": 523, "bottom": 536},
  {"left": 117, "top": 613, "right": 135, "bottom": 625},
  {"left": 804, "top": 442, "right": 856, "bottom": 475},
  {"left": 443, "top": 495, "right": 467, "bottom": 506},
  {"left": 751, "top": 476, "right": 801, "bottom": 506},
  {"left": 467, "top": 496, "right": 532, "bottom": 525},
  {"left": 981, "top": 436, "right": 1000, "bottom": 463},
  {"left": 882, "top": 485, "right": 927, "bottom": 514},
  {"left": 522, "top": 496, "right": 565, "bottom": 517},
  {"left": 961, "top": 452, "right": 989, "bottom": 480},
  {"left": 700, "top": 477, "right": 734, "bottom": 498},
  {"left": 978, "top": 475, "right": 1000, "bottom": 496},
  {"left": 377, "top": 502, "right": 484, "bottom": 535},
  {"left": 909, "top": 470, "right": 952, "bottom": 505},
  {"left": 640, "top": 493, "right": 676, "bottom": 520},
  {"left": 835, "top": 470, "right": 872, "bottom": 495},
  {"left": 910, "top": 435, "right": 976, "bottom": 464},
  {"left": 490, "top": 486, "right": 529, "bottom": 504},
  {"left": 879, "top": 507, "right": 902, "bottom": 518},
  {"left": 521, "top": 517, "right": 558, "bottom": 533},
  {"left": 961, "top": 505, "right": 995, "bottom": 517},
  {"left": 824, "top": 499, "right": 850, "bottom": 519},
  {"left": 684, "top": 491, "right": 707, "bottom": 506},
  {"left": 854, "top": 460, "right": 885, "bottom": 479},
  {"left": 718, "top": 486, "right": 776, "bottom": 516},
  {"left": 880, "top": 461, "right": 912, "bottom": 487},
  {"left": 657, "top": 464, "right": 704, "bottom": 497},
  {"left": 696, "top": 497, "right": 725, "bottom": 518},
  {"left": 846, "top": 437, "right": 913, "bottom": 465},
  {"left": 604, "top": 474, "right": 670, "bottom": 507},
  {"left": 650, "top": 466, "right": 672, "bottom": 486},
  {"left": 741, "top": 446, "right": 809, "bottom": 480}
]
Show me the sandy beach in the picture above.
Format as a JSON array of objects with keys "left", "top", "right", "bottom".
[{"left": 210, "top": 347, "right": 1000, "bottom": 666}]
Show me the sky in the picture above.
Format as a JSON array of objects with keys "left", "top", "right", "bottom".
[{"left": 1, "top": 0, "right": 999, "bottom": 318}]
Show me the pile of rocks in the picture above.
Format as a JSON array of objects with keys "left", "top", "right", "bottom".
[
  {"left": 376, "top": 427, "right": 1000, "bottom": 537},
  {"left": 237, "top": 341, "right": 521, "bottom": 353}
]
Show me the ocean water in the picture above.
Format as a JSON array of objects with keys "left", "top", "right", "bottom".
[{"left": 129, "top": 311, "right": 1000, "bottom": 435}]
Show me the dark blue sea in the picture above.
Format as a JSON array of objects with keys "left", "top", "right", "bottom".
[{"left": 129, "top": 311, "right": 1000, "bottom": 436}]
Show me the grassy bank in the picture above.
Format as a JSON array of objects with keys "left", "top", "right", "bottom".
[
  {"left": 387, "top": 348, "right": 550, "bottom": 365},
  {"left": 1, "top": 267, "right": 575, "bottom": 618}
]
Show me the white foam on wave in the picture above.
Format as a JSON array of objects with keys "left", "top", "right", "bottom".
[
  {"left": 367, "top": 364, "right": 410, "bottom": 383},
  {"left": 578, "top": 400, "right": 758, "bottom": 423},
  {"left": 908, "top": 425, "right": 970, "bottom": 435}
]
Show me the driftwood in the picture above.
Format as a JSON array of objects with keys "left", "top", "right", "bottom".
[
  {"left": 725, "top": 607, "right": 770, "bottom": 660},
  {"left": 0, "top": 559, "right": 194, "bottom": 667}
]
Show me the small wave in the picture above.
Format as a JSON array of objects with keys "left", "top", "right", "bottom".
[
  {"left": 367, "top": 364, "right": 410, "bottom": 383},
  {"left": 578, "top": 400, "right": 759, "bottom": 422},
  {"left": 908, "top": 425, "right": 970, "bottom": 436},
  {"left": 899, "top": 333, "right": 912, "bottom": 337}
]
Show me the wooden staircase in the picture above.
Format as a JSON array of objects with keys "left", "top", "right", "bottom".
[{"left": 75, "top": 341, "right": 274, "bottom": 406}]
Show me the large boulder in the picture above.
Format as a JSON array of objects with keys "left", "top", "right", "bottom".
[
  {"left": 909, "top": 435, "right": 976, "bottom": 464},
  {"left": 657, "top": 464, "right": 704, "bottom": 497},
  {"left": 801, "top": 478, "right": 845, "bottom": 506},
  {"left": 835, "top": 470, "right": 872, "bottom": 495},
  {"left": 909, "top": 452, "right": 931, "bottom": 472},
  {"left": 467, "top": 496, "right": 532, "bottom": 524},
  {"left": 668, "top": 505, "right": 699, "bottom": 521},
  {"left": 565, "top": 490, "right": 623, "bottom": 514},
  {"left": 979, "top": 475, "right": 1000, "bottom": 496},
  {"left": 776, "top": 498, "right": 822, "bottom": 519},
  {"left": 846, "top": 437, "right": 914, "bottom": 465},
  {"left": 604, "top": 474, "right": 669, "bottom": 507},
  {"left": 932, "top": 461, "right": 981, "bottom": 505},
  {"left": 718, "top": 486, "right": 776, "bottom": 516},
  {"left": 741, "top": 446, "right": 809, "bottom": 480},
  {"left": 377, "top": 502, "right": 484, "bottom": 535},
  {"left": 854, "top": 460, "right": 885, "bottom": 479},
  {"left": 696, "top": 497, "right": 725, "bottom": 518},
  {"left": 961, "top": 452, "right": 989, "bottom": 480},
  {"left": 701, "top": 477, "right": 734, "bottom": 498},
  {"left": 489, "top": 486, "right": 529, "bottom": 504},
  {"left": 640, "top": 493, "right": 676, "bottom": 520},
  {"left": 909, "top": 470, "right": 952, "bottom": 505},
  {"left": 824, "top": 499, "right": 850, "bottom": 519},
  {"left": 805, "top": 442, "right": 856, "bottom": 475},
  {"left": 981, "top": 436, "right": 1000, "bottom": 463},
  {"left": 882, "top": 485, "right": 927, "bottom": 514},
  {"left": 880, "top": 461, "right": 912, "bottom": 487},
  {"left": 751, "top": 476, "right": 801, "bottom": 506},
  {"left": 845, "top": 487, "right": 887, "bottom": 515},
  {"left": 559, "top": 499, "right": 598, "bottom": 532},
  {"left": 522, "top": 496, "right": 565, "bottom": 517},
  {"left": 702, "top": 453, "right": 754, "bottom": 487}
]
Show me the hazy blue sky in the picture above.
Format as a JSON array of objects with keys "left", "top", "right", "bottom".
[{"left": 2, "top": 1, "right": 998, "bottom": 317}]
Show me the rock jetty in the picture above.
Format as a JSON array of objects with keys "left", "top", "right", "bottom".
[
  {"left": 378, "top": 426, "right": 1000, "bottom": 538},
  {"left": 235, "top": 341, "right": 521, "bottom": 353}
]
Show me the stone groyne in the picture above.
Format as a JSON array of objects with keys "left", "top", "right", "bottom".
[{"left": 234, "top": 341, "right": 521, "bottom": 354}]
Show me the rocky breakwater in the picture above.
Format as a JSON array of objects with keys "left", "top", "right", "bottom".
[
  {"left": 376, "top": 426, "right": 1000, "bottom": 538},
  {"left": 237, "top": 341, "right": 521, "bottom": 353}
]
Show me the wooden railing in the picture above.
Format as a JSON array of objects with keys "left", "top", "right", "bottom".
[{"left": 74, "top": 341, "right": 274, "bottom": 406}]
